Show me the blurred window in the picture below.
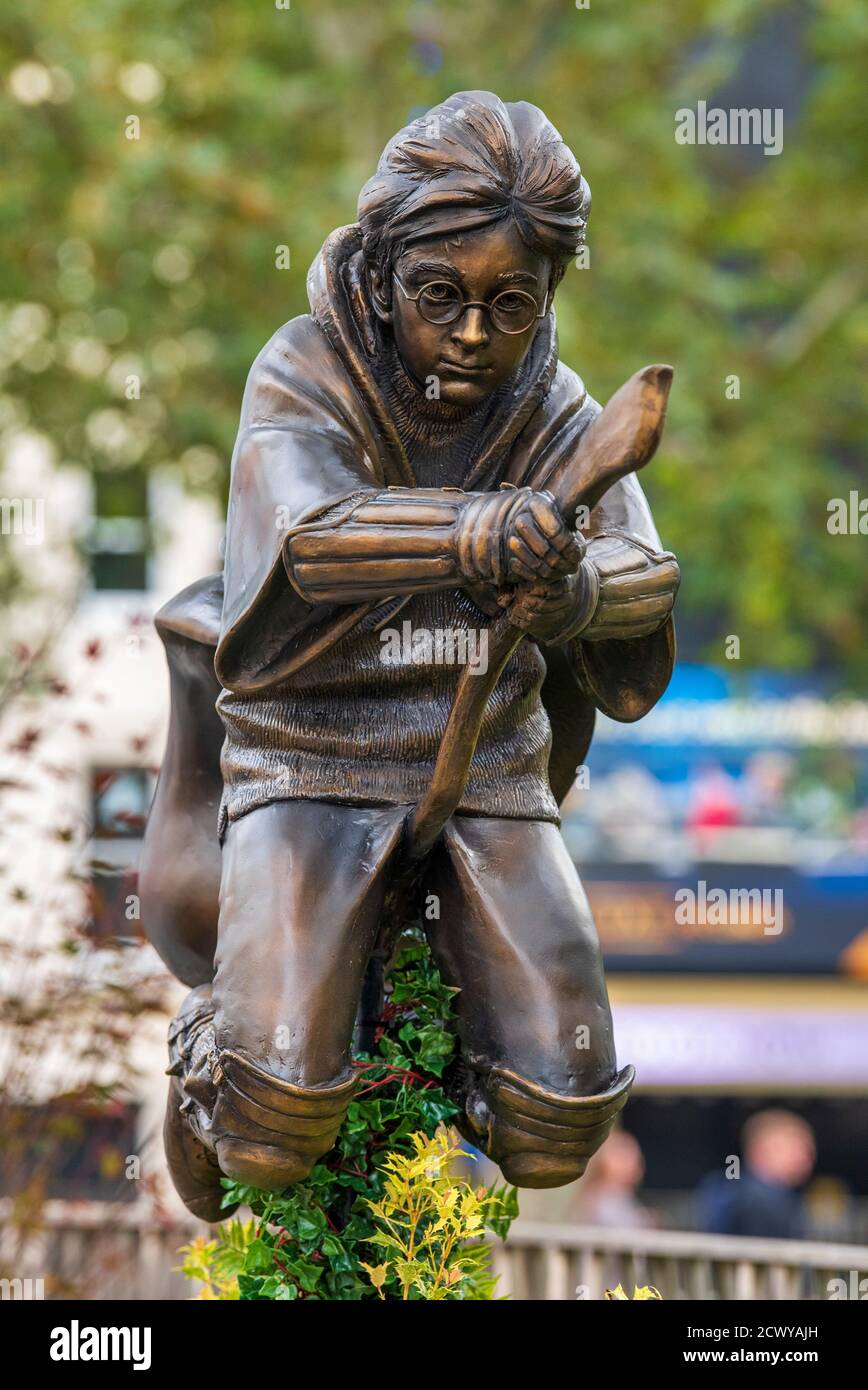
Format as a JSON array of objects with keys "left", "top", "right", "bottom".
[
  {"left": 88, "top": 467, "right": 150, "bottom": 591},
  {"left": 0, "top": 1101, "right": 139, "bottom": 1202},
  {"left": 92, "top": 767, "right": 151, "bottom": 839},
  {"left": 87, "top": 767, "right": 153, "bottom": 942}
]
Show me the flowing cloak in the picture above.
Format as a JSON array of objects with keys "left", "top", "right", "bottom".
[{"left": 140, "top": 224, "right": 674, "bottom": 985}]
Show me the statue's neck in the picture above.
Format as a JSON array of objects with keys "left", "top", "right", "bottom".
[{"left": 377, "top": 336, "right": 499, "bottom": 450}]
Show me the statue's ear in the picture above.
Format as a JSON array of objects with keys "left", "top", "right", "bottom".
[{"left": 369, "top": 268, "right": 393, "bottom": 324}]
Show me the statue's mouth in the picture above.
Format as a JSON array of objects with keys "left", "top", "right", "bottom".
[{"left": 438, "top": 357, "right": 492, "bottom": 376}]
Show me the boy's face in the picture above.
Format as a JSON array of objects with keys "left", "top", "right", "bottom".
[{"left": 377, "top": 220, "right": 552, "bottom": 406}]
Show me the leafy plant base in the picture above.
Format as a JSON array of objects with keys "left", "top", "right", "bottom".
[{"left": 180, "top": 932, "right": 518, "bottom": 1301}]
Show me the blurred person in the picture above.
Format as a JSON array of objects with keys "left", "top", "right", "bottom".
[
  {"left": 561, "top": 761, "right": 670, "bottom": 863},
  {"left": 741, "top": 750, "right": 796, "bottom": 827},
  {"left": 788, "top": 747, "right": 857, "bottom": 838},
  {"left": 567, "top": 1128, "right": 656, "bottom": 1228},
  {"left": 849, "top": 804, "right": 868, "bottom": 854},
  {"left": 804, "top": 1174, "right": 853, "bottom": 1241},
  {"left": 696, "top": 1109, "right": 816, "bottom": 1239},
  {"left": 592, "top": 763, "right": 671, "bottom": 832},
  {"left": 686, "top": 762, "right": 741, "bottom": 831}
]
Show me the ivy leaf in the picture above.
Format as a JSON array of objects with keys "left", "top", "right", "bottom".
[{"left": 242, "top": 1238, "right": 275, "bottom": 1273}]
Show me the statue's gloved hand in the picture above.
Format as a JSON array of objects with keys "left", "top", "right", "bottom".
[
  {"left": 504, "top": 561, "right": 600, "bottom": 645},
  {"left": 578, "top": 531, "right": 680, "bottom": 641},
  {"left": 455, "top": 487, "right": 583, "bottom": 587}
]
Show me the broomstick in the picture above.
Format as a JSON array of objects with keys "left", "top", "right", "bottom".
[{"left": 406, "top": 361, "right": 674, "bottom": 860}]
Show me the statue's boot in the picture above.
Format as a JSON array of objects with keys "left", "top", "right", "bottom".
[
  {"left": 165, "top": 987, "right": 358, "bottom": 1205},
  {"left": 210, "top": 1052, "right": 358, "bottom": 1191},
  {"left": 456, "top": 1062, "right": 635, "bottom": 1188},
  {"left": 163, "top": 1074, "right": 233, "bottom": 1224},
  {"left": 164, "top": 984, "right": 236, "bottom": 1223}
]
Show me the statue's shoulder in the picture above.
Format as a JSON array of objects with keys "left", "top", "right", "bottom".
[
  {"left": 241, "top": 311, "right": 373, "bottom": 441},
  {"left": 546, "top": 359, "right": 598, "bottom": 421},
  {"left": 510, "top": 359, "right": 599, "bottom": 477},
  {"left": 246, "top": 313, "right": 345, "bottom": 393}
]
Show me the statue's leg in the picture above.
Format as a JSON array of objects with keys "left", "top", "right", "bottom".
[
  {"left": 163, "top": 798, "right": 406, "bottom": 1212},
  {"left": 425, "top": 814, "right": 633, "bottom": 1189}
]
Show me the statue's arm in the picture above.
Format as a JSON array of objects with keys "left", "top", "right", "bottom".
[
  {"left": 501, "top": 450, "right": 679, "bottom": 652},
  {"left": 563, "top": 472, "right": 679, "bottom": 721},
  {"left": 283, "top": 485, "right": 581, "bottom": 605},
  {"left": 579, "top": 471, "right": 680, "bottom": 642}
]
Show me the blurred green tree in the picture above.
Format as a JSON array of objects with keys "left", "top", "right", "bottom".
[{"left": 1, "top": 0, "right": 865, "bottom": 678}]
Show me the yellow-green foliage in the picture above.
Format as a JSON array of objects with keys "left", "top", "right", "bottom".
[
  {"left": 606, "top": 1283, "right": 663, "bottom": 1300},
  {"left": 178, "top": 1219, "right": 256, "bottom": 1301},
  {"left": 362, "top": 1129, "right": 512, "bottom": 1301},
  {"left": 179, "top": 1129, "right": 515, "bottom": 1302}
]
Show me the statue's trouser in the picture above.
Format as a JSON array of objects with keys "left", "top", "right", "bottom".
[{"left": 166, "top": 799, "right": 632, "bottom": 1216}]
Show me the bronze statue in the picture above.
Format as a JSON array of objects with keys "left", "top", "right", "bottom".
[{"left": 139, "top": 91, "right": 679, "bottom": 1222}]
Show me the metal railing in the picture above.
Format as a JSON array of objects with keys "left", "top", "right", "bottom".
[
  {"left": 0, "top": 1200, "right": 202, "bottom": 1301},
  {"left": 3, "top": 1202, "right": 868, "bottom": 1300},
  {"left": 493, "top": 1220, "right": 868, "bottom": 1301}
]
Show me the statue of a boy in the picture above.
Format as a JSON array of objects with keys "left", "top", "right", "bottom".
[{"left": 141, "top": 91, "right": 679, "bottom": 1221}]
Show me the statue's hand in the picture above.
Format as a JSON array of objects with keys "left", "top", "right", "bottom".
[
  {"left": 578, "top": 532, "right": 680, "bottom": 641},
  {"left": 504, "top": 562, "right": 599, "bottom": 645},
  {"left": 454, "top": 488, "right": 583, "bottom": 587},
  {"left": 502, "top": 490, "right": 584, "bottom": 583}
]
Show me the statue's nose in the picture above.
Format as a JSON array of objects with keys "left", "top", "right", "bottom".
[{"left": 450, "top": 305, "right": 489, "bottom": 350}]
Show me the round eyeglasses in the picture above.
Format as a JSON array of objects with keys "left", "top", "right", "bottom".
[{"left": 392, "top": 273, "right": 548, "bottom": 335}]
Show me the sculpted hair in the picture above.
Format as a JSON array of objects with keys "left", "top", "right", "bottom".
[{"left": 357, "top": 90, "right": 591, "bottom": 295}]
